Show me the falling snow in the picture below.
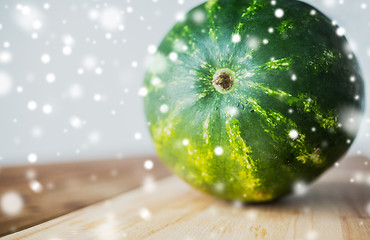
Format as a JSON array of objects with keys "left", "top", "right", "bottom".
[
  {"left": 192, "top": 9, "right": 206, "bottom": 23},
  {"left": 83, "top": 56, "right": 98, "bottom": 70},
  {"left": 274, "top": 9, "right": 284, "bottom": 18},
  {"left": 138, "top": 87, "right": 148, "bottom": 96},
  {"left": 289, "top": 130, "right": 299, "bottom": 140},
  {"left": 214, "top": 146, "right": 224, "bottom": 156},
  {"left": 63, "top": 46, "right": 72, "bottom": 55},
  {"left": 0, "top": 51, "right": 12, "bottom": 63},
  {"left": 160, "top": 104, "right": 169, "bottom": 113},
  {"left": 291, "top": 74, "right": 297, "bottom": 81},
  {"left": 144, "top": 160, "right": 154, "bottom": 170},
  {"left": 293, "top": 181, "right": 308, "bottom": 196},
  {"left": 151, "top": 77, "right": 162, "bottom": 86},
  {"left": 247, "top": 37, "right": 259, "bottom": 50},
  {"left": 1, "top": 192, "right": 24, "bottom": 216},
  {"left": 232, "top": 34, "right": 241, "bottom": 43},
  {"left": 27, "top": 153, "right": 38, "bottom": 163},
  {"left": 0, "top": 71, "right": 13, "bottom": 96},
  {"left": 27, "top": 101, "right": 37, "bottom": 111},
  {"left": 134, "top": 132, "right": 142, "bottom": 140},
  {"left": 175, "top": 11, "right": 185, "bottom": 22},
  {"left": 29, "top": 180, "right": 43, "bottom": 193},
  {"left": 41, "top": 54, "right": 51, "bottom": 64},
  {"left": 147, "top": 44, "right": 157, "bottom": 54},
  {"left": 32, "top": 20, "right": 42, "bottom": 30},
  {"left": 139, "top": 208, "right": 152, "bottom": 221},
  {"left": 142, "top": 176, "right": 156, "bottom": 193},
  {"left": 169, "top": 52, "right": 178, "bottom": 62},
  {"left": 69, "top": 116, "right": 83, "bottom": 129},
  {"left": 323, "top": 0, "right": 337, "bottom": 8},
  {"left": 131, "top": 61, "right": 138, "bottom": 68},
  {"left": 95, "top": 7, "right": 123, "bottom": 31},
  {"left": 336, "top": 27, "right": 346, "bottom": 36},
  {"left": 94, "top": 94, "right": 102, "bottom": 102},
  {"left": 46, "top": 73, "right": 56, "bottom": 83},
  {"left": 42, "top": 104, "right": 53, "bottom": 114},
  {"left": 306, "top": 230, "right": 319, "bottom": 240},
  {"left": 95, "top": 67, "right": 103, "bottom": 75},
  {"left": 88, "top": 131, "right": 101, "bottom": 144}
]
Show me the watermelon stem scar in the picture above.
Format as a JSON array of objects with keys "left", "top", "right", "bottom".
[{"left": 212, "top": 68, "right": 236, "bottom": 94}]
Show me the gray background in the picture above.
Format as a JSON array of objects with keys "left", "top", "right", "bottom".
[{"left": 0, "top": 0, "right": 369, "bottom": 166}]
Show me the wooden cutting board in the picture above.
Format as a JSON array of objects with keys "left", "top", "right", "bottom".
[
  {"left": 0, "top": 156, "right": 171, "bottom": 236},
  {"left": 1, "top": 156, "right": 370, "bottom": 239}
]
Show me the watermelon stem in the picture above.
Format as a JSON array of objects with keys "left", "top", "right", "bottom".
[{"left": 212, "top": 68, "right": 235, "bottom": 94}]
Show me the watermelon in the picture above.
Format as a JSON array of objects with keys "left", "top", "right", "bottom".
[{"left": 143, "top": 0, "right": 365, "bottom": 202}]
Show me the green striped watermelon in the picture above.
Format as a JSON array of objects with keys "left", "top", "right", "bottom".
[{"left": 143, "top": 0, "right": 365, "bottom": 202}]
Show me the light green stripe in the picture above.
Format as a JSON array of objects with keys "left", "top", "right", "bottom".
[
  {"left": 262, "top": 57, "right": 292, "bottom": 71},
  {"left": 235, "top": 0, "right": 266, "bottom": 33},
  {"left": 205, "top": 0, "right": 219, "bottom": 41}
]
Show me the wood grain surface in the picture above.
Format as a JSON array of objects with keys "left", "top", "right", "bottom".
[
  {"left": 1, "top": 156, "right": 370, "bottom": 240},
  {"left": 0, "top": 156, "right": 170, "bottom": 237}
]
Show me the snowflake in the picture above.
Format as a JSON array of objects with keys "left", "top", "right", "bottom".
[
  {"left": 83, "top": 55, "right": 98, "bottom": 70},
  {"left": 169, "top": 52, "right": 178, "bottom": 62},
  {"left": 336, "top": 27, "right": 346, "bottom": 36},
  {"left": 1, "top": 192, "right": 24, "bottom": 216},
  {"left": 69, "top": 116, "right": 83, "bottom": 129},
  {"left": 289, "top": 130, "right": 299, "bottom": 140},
  {"left": 144, "top": 160, "right": 154, "bottom": 170},
  {"left": 192, "top": 9, "right": 206, "bottom": 24},
  {"left": 306, "top": 230, "right": 319, "bottom": 240},
  {"left": 27, "top": 153, "right": 38, "bottom": 163},
  {"left": 27, "top": 101, "right": 37, "bottom": 111},
  {"left": 147, "top": 44, "right": 157, "bottom": 54},
  {"left": 95, "top": 67, "right": 103, "bottom": 75},
  {"left": 139, "top": 208, "right": 152, "bottom": 221},
  {"left": 151, "top": 77, "right": 162, "bottom": 86},
  {"left": 134, "top": 132, "right": 142, "bottom": 140},
  {"left": 0, "top": 51, "right": 12, "bottom": 63},
  {"left": 138, "top": 87, "right": 148, "bottom": 96},
  {"left": 98, "top": 7, "right": 123, "bottom": 31},
  {"left": 293, "top": 181, "right": 308, "bottom": 196},
  {"left": 160, "top": 104, "right": 169, "bottom": 113},
  {"left": 40, "top": 54, "right": 51, "bottom": 64},
  {"left": 62, "top": 46, "right": 72, "bottom": 56},
  {"left": 88, "top": 131, "right": 101, "bottom": 144},
  {"left": 274, "top": 9, "right": 284, "bottom": 18},
  {"left": 0, "top": 71, "right": 13, "bottom": 96},
  {"left": 29, "top": 180, "right": 43, "bottom": 193},
  {"left": 214, "top": 146, "right": 223, "bottom": 156},
  {"left": 68, "top": 84, "right": 84, "bottom": 99},
  {"left": 46, "top": 73, "right": 56, "bottom": 83},
  {"left": 42, "top": 104, "right": 53, "bottom": 114},
  {"left": 32, "top": 19, "right": 42, "bottom": 30},
  {"left": 232, "top": 34, "right": 241, "bottom": 43}
]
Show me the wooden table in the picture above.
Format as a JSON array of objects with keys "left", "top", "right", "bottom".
[{"left": 1, "top": 156, "right": 370, "bottom": 239}]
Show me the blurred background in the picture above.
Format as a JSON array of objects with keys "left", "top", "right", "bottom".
[{"left": 0, "top": 0, "right": 369, "bottom": 166}]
